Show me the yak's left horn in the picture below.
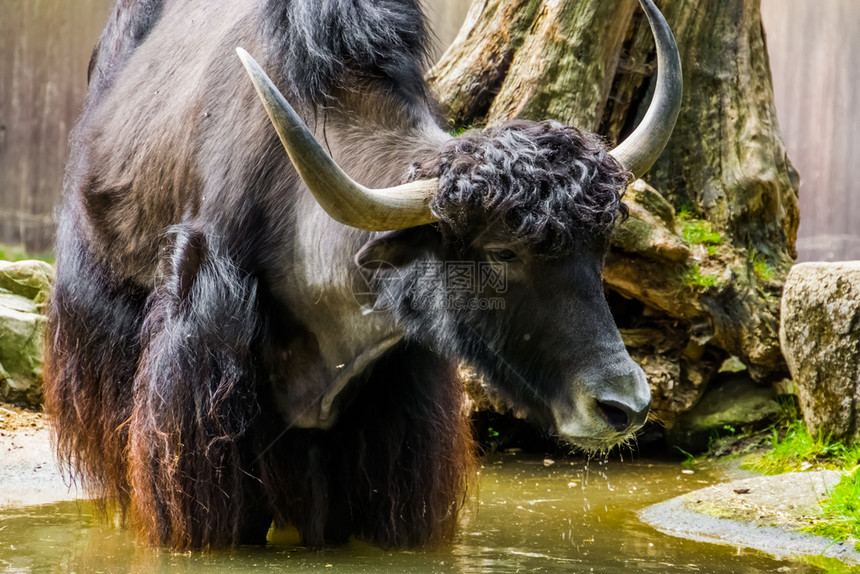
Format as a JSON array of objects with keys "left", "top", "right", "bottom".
[
  {"left": 237, "top": 48, "right": 439, "bottom": 232},
  {"left": 610, "top": 0, "right": 683, "bottom": 180}
]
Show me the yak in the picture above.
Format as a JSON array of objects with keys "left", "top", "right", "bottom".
[{"left": 45, "top": 0, "right": 681, "bottom": 550}]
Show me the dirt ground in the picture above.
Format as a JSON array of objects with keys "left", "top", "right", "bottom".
[
  {"left": 0, "top": 404, "right": 44, "bottom": 433},
  {"left": 0, "top": 405, "right": 81, "bottom": 508}
]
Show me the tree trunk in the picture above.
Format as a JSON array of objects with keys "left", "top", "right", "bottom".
[{"left": 430, "top": 0, "right": 799, "bottom": 423}]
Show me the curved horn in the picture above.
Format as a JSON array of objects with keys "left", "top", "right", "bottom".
[
  {"left": 236, "top": 48, "right": 439, "bottom": 231},
  {"left": 610, "top": 0, "right": 683, "bottom": 179}
]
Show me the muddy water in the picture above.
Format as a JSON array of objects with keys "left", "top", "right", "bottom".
[{"left": 0, "top": 454, "right": 819, "bottom": 573}]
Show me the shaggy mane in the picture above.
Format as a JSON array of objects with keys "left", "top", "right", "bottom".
[
  {"left": 413, "top": 120, "right": 630, "bottom": 254},
  {"left": 262, "top": 0, "right": 430, "bottom": 106}
]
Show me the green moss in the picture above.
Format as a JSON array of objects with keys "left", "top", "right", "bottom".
[
  {"left": 447, "top": 120, "right": 483, "bottom": 136},
  {"left": 675, "top": 203, "right": 697, "bottom": 220},
  {"left": 682, "top": 263, "right": 720, "bottom": 289},
  {"left": 762, "top": 290, "right": 779, "bottom": 304},
  {"left": 681, "top": 219, "right": 723, "bottom": 247}
]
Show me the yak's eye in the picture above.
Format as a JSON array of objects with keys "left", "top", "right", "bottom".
[{"left": 489, "top": 248, "right": 519, "bottom": 262}]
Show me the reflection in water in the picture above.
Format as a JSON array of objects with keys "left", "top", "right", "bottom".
[{"left": 0, "top": 455, "right": 819, "bottom": 573}]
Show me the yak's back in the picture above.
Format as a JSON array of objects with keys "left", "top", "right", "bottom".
[
  {"left": 86, "top": 0, "right": 431, "bottom": 113},
  {"left": 87, "top": 0, "right": 166, "bottom": 94},
  {"left": 68, "top": 0, "right": 434, "bottom": 285}
]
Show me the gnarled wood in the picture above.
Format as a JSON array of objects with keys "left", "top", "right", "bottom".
[{"left": 432, "top": 0, "right": 799, "bottom": 421}]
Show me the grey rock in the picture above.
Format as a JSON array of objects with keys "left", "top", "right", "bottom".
[
  {"left": 0, "top": 260, "right": 52, "bottom": 407},
  {"left": 667, "top": 375, "right": 780, "bottom": 452},
  {"left": 781, "top": 262, "right": 860, "bottom": 442},
  {"left": 0, "top": 260, "right": 53, "bottom": 305},
  {"left": 639, "top": 470, "right": 859, "bottom": 564}
]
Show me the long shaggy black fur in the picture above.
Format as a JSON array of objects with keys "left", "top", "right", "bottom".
[
  {"left": 126, "top": 228, "right": 270, "bottom": 548},
  {"left": 45, "top": 0, "right": 626, "bottom": 553},
  {"left": 415, "top": 120, "right": 629, "bottom": 254},
  {"left": 263, "top": 0, "right": 430, "bottom": 106},
  {"left": 255, "top": 344, "right": 474, "bottom": 548},
  {"left": 122, "top": 226, "right": 473, "bottom": 548},
  {"left": 44, "top": 213, "right": 148, "bottom": 509}
]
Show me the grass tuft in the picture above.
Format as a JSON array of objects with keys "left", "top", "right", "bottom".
[
  {"left": 751, "top": 251, "right": 776, "bottom": 282},
  {"left": 682, "top": 263, "right": 720, "bottom": 289},
  {"left": 805, "top": 468, "right": 860, "bottom": 545},
  {"left": 703, "top": 398, "right": 860, "bottom": 555},
  {"left": 0, "top": 244, "right": 54, "bottom": 264},
  {"left": 743, "top": 415, "right": 860, "bottom": 476},
  {"left": 796, "top": 555, "right": 860, "bottom": 573}
]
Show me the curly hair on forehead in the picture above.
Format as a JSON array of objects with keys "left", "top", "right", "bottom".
[{"left": 410, "top": 120, "right": 630, "bottom": 255}]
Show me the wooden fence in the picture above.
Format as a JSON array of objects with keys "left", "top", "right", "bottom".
[
  {"left": 0, "top": 0, "right": 857, "bottom": 261},
  {"left": 761, "top": 0, "right": 860, "bottom": 261},
  {"left": 0, "top": 0, "right": 113, "bottom": 252}
]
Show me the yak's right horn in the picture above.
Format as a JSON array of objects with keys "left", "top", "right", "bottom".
[
  {"left": 237, "top": 48, "right": 439, "bottom": 232},
  {"left": 609, "top": 0, "right": 683, "bottom": 180}
]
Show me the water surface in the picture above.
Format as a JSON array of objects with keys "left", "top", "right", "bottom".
[{"left": 0, "top": 454, "right": 821, "bottom": 573}]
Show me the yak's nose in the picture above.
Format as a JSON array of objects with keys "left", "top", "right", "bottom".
[
  {"left": 596, "top": 398, "right": 648, "bottom": 432},
  {"left": 595, "top": 368, "right": 651, "bottom": 433}
]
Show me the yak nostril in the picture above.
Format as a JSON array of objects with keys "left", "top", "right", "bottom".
[{"left": 595, "top": 400, "right": 630, "bottom": 432}]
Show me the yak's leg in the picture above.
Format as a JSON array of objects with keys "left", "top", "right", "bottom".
[
  {"left": 250, "top": 344, "right": 474, "bottom": 549},
  {"left": 44, "top": 221, "right": 148, "bottom": 508},
  {"left": 253, "top": 422, "right": 354, "bottom": 548},
  {"left": 299, "top": 440, "right": 353, "bottom": 547},
  {"left": 238, "top": 481, "right": 275, "bottom": 545},
  {"left": 334, "top": 344, "right": 477, "bottom": 548},
  {"left": 126, "top": 227, "right": 272, "bottom": 549}
]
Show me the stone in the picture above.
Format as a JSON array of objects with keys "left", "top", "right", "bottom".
[
  {"left": 0, "top": 260, "right": 52, "bottom": 408},
  {"left": 0, "top": 260, "right": 53, "bottom": 306},
  {"left": 781, "top": 262, "right": 860, "bottom": 443},
  {"left": 639, "top": 471, "right": 860, "bottom": 563},
  {"left": 667, "top": 375, "right": 780, "bottom": 453},
  {"left": 620, "top": 326, "right": 717, "bottom": 426},
  {"left": 460, "top": 365, "right": 526, "bottom": 419}
]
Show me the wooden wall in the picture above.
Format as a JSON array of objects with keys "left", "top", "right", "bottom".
[
  {"left": 0, "top": 0, "right": 857, "bottom": 261},
  {"left": 425, "top": 0, "right": 472, "bottom": 59},
  {"left": 761, "top": 0, "right": 860, "bottom": 262},
  {"left": 0, "top": 0, "right": 113, "bottom": 252}
]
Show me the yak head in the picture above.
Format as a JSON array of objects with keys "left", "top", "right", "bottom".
[
  {"left": 354, "top": 121, "right": 649, "bottom": 451},
  {"left": 237, "top": 0, "right": 681, "bottom": 451}
]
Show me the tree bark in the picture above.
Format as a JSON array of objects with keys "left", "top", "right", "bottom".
[{"left": 430, "top": 0, "right": 799, "bottom": 423}]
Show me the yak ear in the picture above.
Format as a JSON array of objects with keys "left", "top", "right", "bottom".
[{"left": 355, "top": 225, "right": 443, "bottom": 270}]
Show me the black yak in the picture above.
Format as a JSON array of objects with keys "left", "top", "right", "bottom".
[{"left": 45, "top": 0, "right": 681, "bottom": 550}]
